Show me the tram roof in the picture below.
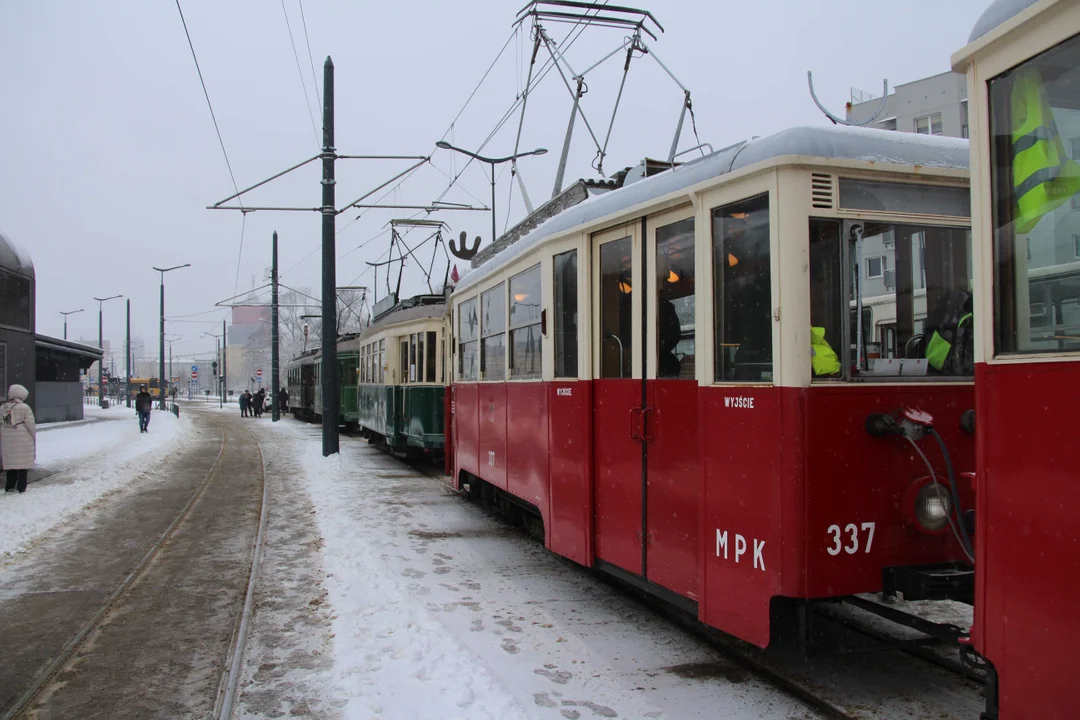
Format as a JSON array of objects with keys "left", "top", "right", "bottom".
[
  {"left": 456, "top": 124, "right": 969, "bottom": 294},
  {"left": 968, "top": 0, "right": 1040, "bottom": 43},
  {"left": 359, "top": 296, "right": 446, "bottom": 341},
  {"left": 0, "top": 230, "right": 35, "bottom": 278}
]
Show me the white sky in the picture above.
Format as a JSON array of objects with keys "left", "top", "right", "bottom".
[{"left": 0, "top": 0, "right": 990, "bottom": 363}]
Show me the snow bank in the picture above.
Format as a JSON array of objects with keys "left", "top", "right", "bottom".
[
  {"left": 295, "top": 440, "right": 529, "bottom": 720},
  {"left": 0, "top": 407, "right": 191, "bottom": 559}
]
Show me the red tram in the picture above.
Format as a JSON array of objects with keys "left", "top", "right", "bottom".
[
  {"left": 447, "top": 125, "right": 978, "bottom": 647},
  {"left": 953, "top": 1, "right": 1080, "bottom": 717}
]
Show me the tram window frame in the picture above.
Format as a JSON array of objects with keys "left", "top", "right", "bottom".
[
  {"left": 553, "top": 249, "right": 579, "bottom": 379},
  {"left": 481, "top": 284, "right": 506, "bottom": 381},
  {"left": 599, "top": 237, "right": 633, "bottom": 379},
  {"left": 509, "top": 265, "right": 542, "bottom": 380},
  {"left": 655, "top": 217, "right": 696, "bottom": 380},
  {"left": 379, "top": 339, "right": 385, "bottom": 383},
  {"left": 458, "top": 298, "right": 479, "bottom": 381},
  {"left": 812, "top": 217, "right": 974, "bottom": 380},
  {"left": 989, "top": 33, "right": 1080, "bottom": 356},
  {"left": 417, "top": 333, "right": 425, "bottom": 382},
  {"left": 713, "top": 193, "right": 773, "bottom": 383},
  {"left": 426, "top": 331, "right": 437, "bottom": 384},
  {"left": 809, "top": 218, "right": 844, "bottom": 379}
]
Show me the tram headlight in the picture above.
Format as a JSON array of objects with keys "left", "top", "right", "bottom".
[{"left": 914, "top": 484, "right": 951, "bottom": 532}]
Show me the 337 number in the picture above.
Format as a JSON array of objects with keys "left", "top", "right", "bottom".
[{"left": 826, "top": 522, "right": 875, "bottom": 556}]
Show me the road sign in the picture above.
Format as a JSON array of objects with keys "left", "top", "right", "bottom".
[
  {"left": 256, "top": 369, "right": 263, "bottom": 377},
  {"left": 191, "top": 370, "right": 198, "bottom": 379},
  {"left": 191, "top": 364, "right": 198, "bottom": 373}
]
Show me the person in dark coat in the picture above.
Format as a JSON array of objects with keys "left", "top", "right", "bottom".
[
  {"left": 2, "top": 384, "right": 36, "bottom": 493},
  {"left": 135, "top": 385, "right": 153, "bottom": 433},
  {"left": 279, "top": 387, "right": 289, "bottom": 415},
  {"left": 239, "top": 391, "right": 249, "bottom": 417},
  {"left": 253, "top": 389, "right": 265, "bottom": 418}
]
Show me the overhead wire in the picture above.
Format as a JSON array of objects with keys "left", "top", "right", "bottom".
[
  {"left": 174, "top": 0, "right": 249, "bottom": 301},
  {"left": 280, "top": 0, "right": 321, "bottom": 147},
  {"left": 296, "top": 0, "right": 322, "bottom": 109}
]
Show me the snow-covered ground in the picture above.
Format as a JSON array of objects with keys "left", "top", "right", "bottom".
[
  {"left": 242, "top": 420, "right": 812, "bottom": 720},
  {"left": 0, "top": 404, "right": 192, "bottom": 560}
]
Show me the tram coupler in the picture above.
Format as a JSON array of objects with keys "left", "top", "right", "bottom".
[{"left": 882, "top": 562, "right": 973, "bottom": 604}]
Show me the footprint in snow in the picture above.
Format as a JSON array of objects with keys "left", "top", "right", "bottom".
[
  {"left": 434, "top": 567, "right": 451, "bottom": 575},
  {"left": 501, "top": 638, "right": 520, "bottom": 654},
  {"left": 534, "top": 667, "right": 573, "bottom": 684},
  {"left": 402, "top": 568, "right": 426, "bottom": 579}
]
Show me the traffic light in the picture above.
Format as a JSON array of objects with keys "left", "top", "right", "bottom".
[{"left": 212, "top": 361, "right": 218, "bottom": 377}]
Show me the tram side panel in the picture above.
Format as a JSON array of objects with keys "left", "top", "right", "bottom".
[
  {"left": 698, "top": 385, "right": 784, "bottom": 648},
  {"left": 476, "top": 383, "right": 508, "bottom": 491},
  {"left": 505, "top": 382, "right": 549, "bottom": 519},
  {"left": 802, "top": 385, "right": 975, "bottom": 599},
  {"left": 452, "top": 383, "right": 480, "bottom": 482},
  {"left": 547, "top": 380, "right": 593, "bottom": 567}
]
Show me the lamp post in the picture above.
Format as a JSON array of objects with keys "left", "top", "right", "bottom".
[
  {"left": 153, "top": 264, "right": 191, "bottom": 409},
  {"left": 435, "top": 141, "right": 547, "bottom": 245},
  {"left": 93, "top": 295, "right": 122, "bottom": 407},
  {"left": 59, "top": 309, "right": 83, "bottom": 340}
]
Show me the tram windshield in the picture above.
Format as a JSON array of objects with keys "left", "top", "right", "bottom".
[
  {"left": 810, "top": 217, "right": 973, "bottom": 379},
  {"left": 990, "top": 32, "right": 1080, "bottom": 355}
]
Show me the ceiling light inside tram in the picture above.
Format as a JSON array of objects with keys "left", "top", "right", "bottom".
[
  {"left": 514, "top": 293, "right": 527, "bottom": 302},
  {"left": 667, "top": 270, "right": 679, "bottom": 283},
  {"left": 618, "top": 280, "right": 632, "bottom": 294},
  {"left": 728, "top": 253, "right": 739, "bottom": 267}
]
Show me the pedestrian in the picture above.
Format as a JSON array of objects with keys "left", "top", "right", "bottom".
[
  {"left": 135, "top": 384, "right": 153, "bottom": 433},
  {"left": 2, "top": 384, "right": 37, "bottom": 493},
  {"left": 240, "top": 390, "right": 250, "bottom": 418},
  {"left": 279, "top": 387, "right": 289, "bottom": 415},
  {"left": 253, "top": 389, "right": 265, "bottom": 418}
]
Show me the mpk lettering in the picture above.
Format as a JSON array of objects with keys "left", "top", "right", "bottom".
[{"left": 715, "top": 528, "right": 766, "bottom": 573}]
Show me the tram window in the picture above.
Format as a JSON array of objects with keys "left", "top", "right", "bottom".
[
  {"left": 481, "top": 284, "right": 506, "bottom": 381},
  {"left": 399, "top": 340, "right": 408, "bottom": 384},
  {"left": 713, "top": 194, "right": 772, "bottom": 382},
  {"left": 656, "top": 217, "right": 695, "bottom": 379},
  {"left": 426, "top": 331, "right": 437, "bottom": 384},
  {"left": 509, "top": 265, "right": 542, "bottom": 379},
  {"left": 990, "top": 34, "right": 1080, "bottom": 355},
  {"left": 458, "top": 298, "right": 479, "bottom": 381},
  {"left": 554, "top": 249, "right": 578, "bottom": 378},
  {"left": 379, "top": 339, "right": 385, "bottom": 383},
  {"left": 837, "top": 222, "right": 972, "bottom": 377},
  {"left": 810, "top": 219, "right": 843, "bottom": 378},
  {"left": 599, "top": 238, "right": 632, "bottom": 378}
]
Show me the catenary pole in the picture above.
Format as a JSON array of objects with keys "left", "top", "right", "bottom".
[
  {"left": 126, "top": 300, "right": 132, "bottom": 409},
  {"left": 223, "top": 318, "right": 228, "bottom": 408},
  {"left": 272, "top": 231, "right": 280, "bottom": 422},
  {"left": 321, "top": 57, "right": 339, "bottom": 455}
]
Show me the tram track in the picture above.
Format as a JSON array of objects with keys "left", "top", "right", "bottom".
[{"left": 0, "top": 411, "right": 269, "bottom": 720}]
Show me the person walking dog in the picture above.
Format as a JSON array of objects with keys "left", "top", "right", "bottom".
[
  {"left": 135, "top": 384, "right": 153, "bottom": 433},
  {"left": 1, "top": 384, "right": 37, "bottom": 493}
]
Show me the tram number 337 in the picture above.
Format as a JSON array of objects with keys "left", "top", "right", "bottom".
[{"left": 826, "top": 522, "right": 876, "bottom": 556}]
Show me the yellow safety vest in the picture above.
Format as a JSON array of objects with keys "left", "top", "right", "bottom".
[
  {"left": 925, "top": 313, "right": 972, "bottom": 371},
  {"left": 1011, "top": 68, "right": 1080, "bottom": 234},
  {"left": 811, "top": 326, "right": 841, "bottom": 376}
]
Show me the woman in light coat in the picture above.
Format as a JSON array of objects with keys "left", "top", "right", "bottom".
[{"left": 1, "top": 384, "right": 36, "bottom": 493}]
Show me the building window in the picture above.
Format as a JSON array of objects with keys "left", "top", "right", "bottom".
[
  {"left": 866, "top": 256, "right": 884, "bottom": 279},
  {"left": 458, "top": 298, "right": 478, "bottom": 380},
  {"left": 0, "top": 268, "right": 31, "bottom": 331},
  {"left": 553, "top": 250, "right": 578, "bottom": 378},
  {"left": 713, "top": 193, "right": 772, "bottom": 382},
  {"left": 508, "top": 265, "right": 542, "bottom": 379},
  {"left": 481, "top": 284, "right": 506, "bottom": 381},
  {"left": 915, "top": 113, "right": 943, "bottom": 135}
]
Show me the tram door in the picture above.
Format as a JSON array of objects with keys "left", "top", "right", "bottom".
[
  {"left": 592, "top": 223, "right": 643, "bottom": 575},
  {"left": 592, "top": 210, "right": 698, "bottom": 599}
]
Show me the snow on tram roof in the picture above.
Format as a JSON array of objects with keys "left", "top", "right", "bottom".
[
  {"left": 968, "top": 0, "right": 1041, "bottom": 43},
  {"left": 455, "top": 124, "right": 969, "bottom": 294}
]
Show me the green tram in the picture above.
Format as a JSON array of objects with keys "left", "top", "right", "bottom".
[
  {"left": 357, "top": 294, "right": 446, "bottom": 457},
  {"left": 285, "top": 335, "right": 359, "bottom": 427}
]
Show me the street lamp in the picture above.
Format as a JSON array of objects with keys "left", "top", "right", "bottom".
[
  {"left": 165, "top": 335, "right": 182, "bottom": 394},
  {"left": 154, "top": 264, "right": 191, "bottom": 408},
  {"left": 435, "top": 141, "right": 547, "bottom": 246},
  {"left": 59, "top": 308, "right": 84, "bottom": 340},
  {"left": 93, "top": 295, "right": 123, "bottom": 407}
]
